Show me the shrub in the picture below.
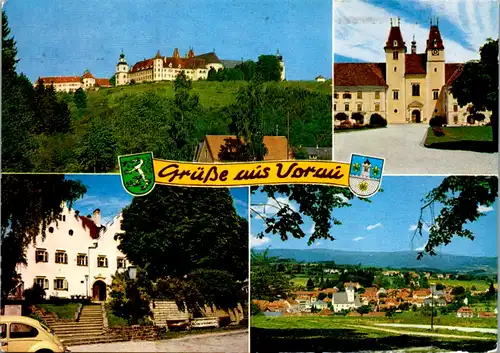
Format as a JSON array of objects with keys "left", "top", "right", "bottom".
[
  {"left": 432, "top": 127, "right": 445, "bottom": 137},
  {"left": 339, "top": 120, "right": 352, "bottom": 128},
  {"left": 250, "top": 303, "right": 262, "bottom": 316},
  {"left": 351, "top": 112, "right": 365, "bottom": 124},
  {"left": 23, "top": 284, "right": 45, "bottom": 303},
  {"left": 429, "top": 115, "right": 446, "bottom": 127},
  {"left": 369, "top": 113, "right": 387, "bottom": 127},
  {"left": 335, "top": 112, "right": 348, "bottom": 121}
]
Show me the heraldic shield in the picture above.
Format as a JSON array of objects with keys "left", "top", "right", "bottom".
[
  {"left": 349, "top": 154, "right": 384, "bottom": 198},
  {"left": 118, "top": 152, "right": 156, "bottom": 196}
]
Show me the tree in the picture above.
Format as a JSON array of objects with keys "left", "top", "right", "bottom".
[
  {"left": 109, "top": 74, "right": 116, "bottom": 86},
  {"left": 33, "top": 82, "right": 72, "bottom": 134},
  {"left": 318, "top": 292, "right": 327, "bottom": 301},
  {"left": 74, "top": 88, "right": 87, "bottom": 110},
  {"left": 335, "top": 112, "right": 348, "bottom": 121},
  {"left": 235, "top": 60, "right": 257, "bottom": 81},
  {"left": 207, "top": 68, "right": 217, "bottom": 81},
  {"left": 1, "top": 175, "right": 87, "bottom": 300},
  {"left": 251, "top": 249, "right": 291, "bottom": 301},
  {"left": 2, "top": 11, "right": 36, "bottom": 171},
  {"left": 451, "top": 286, "right": 465, "bottom": 296},
  {"left": 413, "top": 176, "right": 497, "bottom": 258},
  {"left": 174, "top": 71, "right": 192, "bottom": 90},
  {"left": 114, "top": 187, "right": 247, "bottom": 310},
  {"left": 77, "top": 118, "right": 118, "bottom": 172},
  {"left": 436, "top": 283, "right": 445, "bottom": 291},
  {"left": 306, "top": 278, "right": 315, "bottom": 291},
  {"left": 351, "top": 112, "right": 364, "bottom": 124},
  {"left": 256, "top": 55, "right": 281, "bottom": 82},
  {"left": 450, "top": 38, "right": 498, "bottom": 151},
  {"left": 488, "top": 281, "right": 496, "bottom": 296}
]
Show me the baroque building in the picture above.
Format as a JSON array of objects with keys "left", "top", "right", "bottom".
[
  {"left": 115, "top": 48, "right": 285, "bottom": 85},
  {"left": 17, "top": 206, "right": 127, "bottom": 301},
  {"left": 333, "top": 19, "right": 491, "bottom": 125},
  {"left": 35, "top": 70, "right": 111, "bottom": 93}
]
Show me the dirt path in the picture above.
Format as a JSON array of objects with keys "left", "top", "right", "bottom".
[
  {"left": 345, "top": 323, "right": 493, "bottom": 340},
  {"left": 375, "top": 323, "right": 497, "bottom": 334}
]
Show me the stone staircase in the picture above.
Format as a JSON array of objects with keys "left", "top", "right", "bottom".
[{"left": 49, "top": 304, "right": 127, "bottom": 347}]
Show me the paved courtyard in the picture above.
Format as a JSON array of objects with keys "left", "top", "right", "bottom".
[
  {"left": 334, "top": 124, "right": 498, "bottom": 174},
  {"left": 68, "top": 330, "right": 248, "bottom": 352}
]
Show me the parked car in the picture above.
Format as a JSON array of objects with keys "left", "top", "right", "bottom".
[{"left": 0, "top": 315, "right": 70, "bottom": 352}]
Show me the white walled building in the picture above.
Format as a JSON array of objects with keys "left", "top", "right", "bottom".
[
  {"left": 35, "top": 70, "right": 111, "bottom": 93},
  {"left": 17, "top": 206, "right": 128, "bottom": 301}
]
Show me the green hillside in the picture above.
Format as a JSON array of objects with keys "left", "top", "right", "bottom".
[{"left": 86, "top": 80, "right": 332, "bottom": 109}]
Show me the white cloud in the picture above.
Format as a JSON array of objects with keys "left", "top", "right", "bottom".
[
  {"left": 251, "top": 236, "right": 271, "bottom": 248},
  {"left": 334, "top": 193, "right": 350, "bottom": 203},
  {"left": 334, "top": 0, "right": 492, "bottom": 63},
  {"left": 478, "top": 205, "right": 494, "bottom": 213},
  {"left": 315, "top": 242, "right": 322, "bottom": 247},
  {"left": 409, "top": 223, "right": 430, "bottom": 232},
  {"left": 252, "top": 196, "right": 297, "bottom": 218},
  {"left": 415, "top": 245, "right": 426, "bottom": 251},
  {"left": 366, "top": 222, "right": 382, "bottom": 231},
  {"left": 353, "top": 237, "right": 365, "bottom": 242},
  {"left": 409, "top": 224, "right": 418, "bottom": 231}
]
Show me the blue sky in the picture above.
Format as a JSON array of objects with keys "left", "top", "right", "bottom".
[
  {"left": 250, "top": 176, "right": 498, "bottom": 258},
  {"left": 4, "top": 0, "right": 331, "bottom": 82},
  {"left": 65, "top": 175, "right": 248, "bottom": 223},
  {"left": 334, "top": 0, "right": 499, "bottom": 63}
]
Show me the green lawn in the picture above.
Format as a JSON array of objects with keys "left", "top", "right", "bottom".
[
  {"left": 290, "top": 276, "right": 310, "bottom": 287},
  {"left": 251, "top": 315, "right": 497, "bottom": 352},
  {"left": 38, "top": 303, "right": 79, "bottom": 320},
  {"left": 424, "top": 126, "right": 495, "bottom": 152},
  {"left": 89, "top": 80, "right": 331, "bottom": 109},
  {"left": 433, "top": 279, "right": 493, "bottom": 291}
]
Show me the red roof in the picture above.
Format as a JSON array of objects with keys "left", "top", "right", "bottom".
[
  {"left": 95, "top": 78, "right": 111, "bottom": 87},
  {"left": 334, "top": 63, "right": 387, "bottom": 87},
  {"left": 458, "top": 306, "right": 473, "bottom": 313},
  {"left": 385, "top": 26, "right": 406, "bottom": 50},
  {"left": 82, "top": 71, "right": 95, "bottom": 79},
  {"left": 426, "top": 25, "right": 445, "bottom": 50},
  {"left": 78, "top": 215, "right": 101, "bottom": 239},
  {"left": 38, "top": 76, "right": 81, "bottom": 84},
  {"left": 405, "top": 53, "right": 426, "bottom": 74},
  {"left": 445, "top": 63, "right": 464, "bottom": 85}
]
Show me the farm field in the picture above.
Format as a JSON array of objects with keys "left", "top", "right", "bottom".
[
  {"left": 433, "top": 279, "right": 495, "bottom": 291},
  {"left": 251, "top": 315, "right": 497, "bottom": 352}
]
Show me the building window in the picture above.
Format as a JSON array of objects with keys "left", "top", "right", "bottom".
[
  {"left": 453, "top": 115, "right": 458, "bottom": 123},
  {"left": 433, "top": 90, "right": 439, "bottom": 100},
  {"left": 412, "top": 84, "right": 420, "bottom": 96},
  {"left": 34, "top": 277, "right": 49, "bottom": 290},
  {"left": 117, "top": 257, "right": 126, "bottom": 269},
  {"left": 62, "top": 215, "right": 66, "bottom": 222},
  {"left": 68, "top": 229, "right": 74, "bottom": 236},
  {"left": 393, "top": 90, "right": 399, "bottom": 100},
  {"left": 375, "top": 103, "right": 380, "bottom": 112},
  {"left": 55, "top": 251, "right": 68, "bottom": 264},
  {"left": 394, "top": 67, "right": 397, "bottom": 72},
  {"left": 54, "top": 278, "right": 68, "bottom": 291},
  {"left": 334, "top": 93, "right": 338, "bottom": 99},
  {"left": 97, "top": 255, "right": 108, "bottom": 268},
  {"left": 35, "top": 249, "right": 48, "bottom": 263},
  {"left": 344, "top": 104, "right": 349, "bottom": 111},
  {"left": 77, "top": 254, "right": 88, "bottom": 266},
  {"left": 453, "top": 104, "right": 458, "bottom": 112},
  {"left": 357, "top": 103, "right": 362, "bottom": 112},
  {"left": 333, "top": 104, "right": 336, "bottom": 111},
  {"left": 393, "top": 51, "right": 399, "bottom": 60},
  {"left": 343, "top": 93, "right": 351, "bottom": 99},
  {"left": 357, "top": 91, "right": 362, "bottom": 99},
  {"left": 48, "top": 226, "right": 54, "bottom": 233},
  {"left": 375, "top": 91, "right": 380, "bottom": 99}
]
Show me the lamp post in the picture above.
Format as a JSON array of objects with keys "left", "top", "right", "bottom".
[{"left": 128, "top": 266, "right": 138, "bottom": 325}]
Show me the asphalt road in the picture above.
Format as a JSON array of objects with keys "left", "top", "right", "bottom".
[
  {"left": 68, "top": 329, "right": 249, "bottom": 352},
  {"left": 334, "top": 124, "right": 498, "bottom": 174}
]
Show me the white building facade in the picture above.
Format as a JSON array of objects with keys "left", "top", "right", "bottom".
[{"left": 17, "top": 206, "right": 128, "bottom": 301}]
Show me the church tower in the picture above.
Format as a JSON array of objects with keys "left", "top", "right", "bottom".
[
  {"left": 153, "top": 50, "right": 163, "bottom": 82},
  {"left": 276, "top": 49, "right": 285, "bottom": 81},
  {"left": 385, "top": 18, "right": 406, "bottom": 123},
  {"left": 425, "top": 19, "right": 446, "bottom": 120},
  {"left": 115, "top": 51, "right": 129, "bottom": 86},
  {"left": 346, "top": 284, "right": 355, "bottom": 303}
]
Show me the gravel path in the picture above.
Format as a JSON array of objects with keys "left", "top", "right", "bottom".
[
  {"left": 68, "top": 329, "right": 248, "bottom": 352},
  {"left": 375, "top": 323, "right": 497, "bottom": 334},
  {"left": 334, "top": 125, "right": 498, "bottom": 174}
]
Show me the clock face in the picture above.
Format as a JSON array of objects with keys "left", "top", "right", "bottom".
[{"left": 431, "top": 49, "right": 439, "bottom": 56}]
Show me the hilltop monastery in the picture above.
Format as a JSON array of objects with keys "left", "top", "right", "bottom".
[
  {"left": 334, "top": 19, "right": 491, "bottom": 125},
  {"left": 35, "top": 70, "right": 111, "bottom": 93}
]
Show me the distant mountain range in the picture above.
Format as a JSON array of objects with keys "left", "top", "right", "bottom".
[{"left": 255, "top": 248, "right": 498, "bottom": 273}]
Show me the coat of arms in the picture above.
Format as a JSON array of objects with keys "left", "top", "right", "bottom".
[
  {"left": 349, "top": 154, "right": 384, "bottom": 198},
  {"left": 118, "top": 152, "right": 156, "bottom": 196}
]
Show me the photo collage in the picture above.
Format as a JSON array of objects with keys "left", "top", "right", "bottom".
[{"left": 1, "top": 0, "right": 498, "bottom": 352}]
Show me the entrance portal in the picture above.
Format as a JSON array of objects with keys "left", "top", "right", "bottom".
[
  {"left": 411, "top": 110, "right": 421, "bottom": 123},
  {"left": 92, "top": 280, "right": 107, "bottom": 301}
]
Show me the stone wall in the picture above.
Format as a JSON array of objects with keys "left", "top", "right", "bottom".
[{"left": 107, "top": 325, "right": 161, "bottom": 341}]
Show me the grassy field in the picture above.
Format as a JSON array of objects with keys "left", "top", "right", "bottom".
[
  {"left": 251, "top": 315, "right": 497, "bottom": 352},
  {"left": 433, "top": 279, "right": 493, "bottom": 291},
  {"left": 88, "top": 80, "right": 331, "bottom": 109},
  {"left": 290, "top": 276, "right": 310, "bottom": 287},
  {"left": 424, "top": 126, "right": 495, "bottom": 152},
  {"left": 38, "top": 303, "right": 79, "bottom": 319}
]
